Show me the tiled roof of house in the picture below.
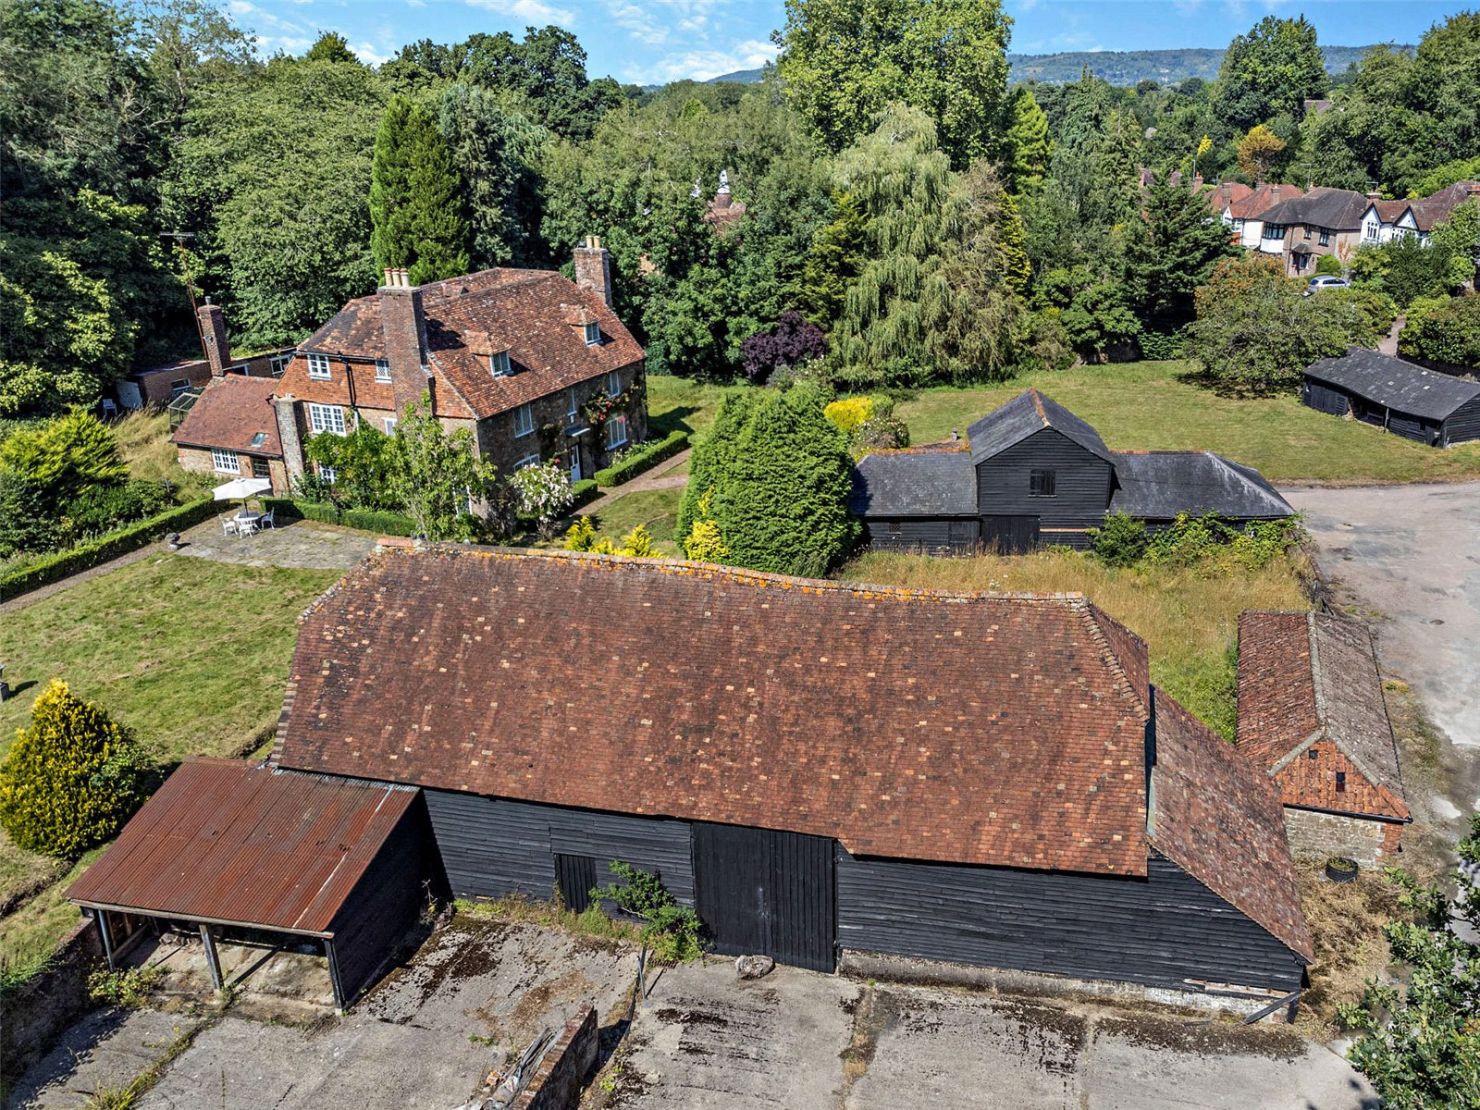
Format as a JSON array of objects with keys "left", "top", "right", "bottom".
[
  {"left": 171, "top": 374, "right": 282, "bottom": 456},
  {"left": 1410, "top": 180, "right": 1480, "bottom": 231},
  {"left": 297, "top": 268, "right": 643, "bottom": 420},
  {"left": 1109, "top": 452, "right": 1294, "bottom": 520},
  {"left": 967, "top": 389, "right": 1115, "bottom": 465},
  {"left": 1208, "top": 181, "right": 1254, "bottom": 214},
  {"left": 1305, "top": 348, "right": 1480, "bottom": 419},
  {"left": 1149, "top": 692, "right": 1314, "bottom": 961},
  {"left": 1228, "top": 183, "right": 1304, "bottom": 220},
  {"left": 849, "top": 451, "right": 978, "bottom": 517},
  {"left": 274, "top": 546, "right": 1157, "bottom": 877},
  {"left": 1236, "top": 611, "right": 1407, "bottom": 821},
  {"left": 1257, "top": 187, "right": 1369, "bottom": 230}
]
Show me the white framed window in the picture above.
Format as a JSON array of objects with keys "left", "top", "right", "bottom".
[
  {"left": 307, "top": 402, "right": 347, "bottom": 435},
  {"left": 270, "top": 354, "right": 291, "bottom": 377},
  {"left": 584, "top": 321, "right": 601, "bottom": 346},
  {"left": 513, "top": 403, "right": 534, "bottom": 437},
  {"left": 211, "top": 448, "right": 240, "bottom": 474},
  {"left": 374, "top": 359, "right": 392, "bottom": 383},
  {"left": 605, "top": 414, "right": 629, "bottom": 449},
  {"left": 383, "top": 416, "right": 398, "bottom": 434},
  {"left": 318, "top": 464, "right": 337, "bottom": 485},
  {"left": 489, "top": 350, "right": 512, "bottom": 377},
  {"left": 1364, "top": 220, "right": 1380, "bottom": 241},
  {"left": 307, "top": 353, "right": 331, "bottom": 380},
  {"left": 606, "top": 370, "right": 621, "bottom": 398},
  {"left": 514, "top": 453, "right": 540, "bottom": 471},
  {"left": 566, "top": 388, "right": 579, "bottom": 422}
]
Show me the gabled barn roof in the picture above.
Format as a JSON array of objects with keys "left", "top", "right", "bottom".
[
  {"left": 1236, "top": 611, "right": 1407, "bottom": 822},
  {"left": 1109, "top": 452, "right": 1293, "bottom": 521},
  {"left": 849, "top": 450, "right": 977, "bottom": 517},
  {"left": 1305, "top": 348, "right": 1480, "bottom": 420},
  {"left": 967, "top": 389, "right": 1115, "bottom": 465}
]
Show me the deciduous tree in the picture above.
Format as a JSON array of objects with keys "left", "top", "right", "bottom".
[
  {"left": 1235, "top": 123, "right": 1286, "bottom": 181},
  {"left": 1215, "top": 15, "right": 1326, "bottom": 135}
]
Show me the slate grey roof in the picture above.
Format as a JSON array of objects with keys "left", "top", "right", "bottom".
[
  {"left": 850, "top": 451, "right": 978, "bottom": 517},
  {"left": 1109, "top": 452, "right": 1293, "bottom": 520},
  {"left": 1305, "top": 348, "right": 1480, "bottom": 420},
  {"left": 967, "top": 389, "right": 1115, "bottom": 465},
  {"left": 1255, "top": 187, "right": 1369, "bottom": 230}
]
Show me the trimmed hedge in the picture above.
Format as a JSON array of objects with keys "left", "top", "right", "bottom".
[
  {"left": 594, "top": 430, "right": 689, "bottom": 488},
  {"left": 0, "top": 497, "right": 218, "bottom": 600},
  {"left": 260, "top": 497, "right": 417, "bottom": 536}
]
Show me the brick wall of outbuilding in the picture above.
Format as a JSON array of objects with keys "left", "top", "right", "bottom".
[{"left": 508, "top": 1006, "right": 598, "bottom": 1110}]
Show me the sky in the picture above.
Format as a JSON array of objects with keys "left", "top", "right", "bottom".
[{"left": 228, "top": 0, "right": 1466, "bottom": 85}]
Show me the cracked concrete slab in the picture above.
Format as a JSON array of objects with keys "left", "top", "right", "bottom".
[{"left": 8, "top": 1007, "right": 203, "bottom": 1109}]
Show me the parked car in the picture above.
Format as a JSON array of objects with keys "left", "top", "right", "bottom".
[{"left": 1304, "top": 276, "right": 1351, "bottom": 296}]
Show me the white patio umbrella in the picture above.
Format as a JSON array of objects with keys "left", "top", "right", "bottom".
[{"left": 212, "top": 476, "right": 271, "bottom": 518}]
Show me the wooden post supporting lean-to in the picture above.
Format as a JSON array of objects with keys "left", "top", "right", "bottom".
[
  {"left": 325, "top": 939, "right": 347, "bottom": 1013},
  {"left": 96, "top": 910, "right": 116, "bottom": 971},
  {"left": 199, "top": 924, "right": 223, "bottom": 992}
]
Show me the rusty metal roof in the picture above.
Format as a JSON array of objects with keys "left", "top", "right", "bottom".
[{"left": 68, "top": 758, "right": 417, "bottom": 935}]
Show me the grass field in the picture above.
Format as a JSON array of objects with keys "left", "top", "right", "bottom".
[{"left": 838, "top": 548, "right": 1311, "bottom": 739}]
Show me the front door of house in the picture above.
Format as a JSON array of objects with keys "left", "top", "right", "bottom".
[{"left": 569, "top": 449, "right": 582, "bottom": 483}]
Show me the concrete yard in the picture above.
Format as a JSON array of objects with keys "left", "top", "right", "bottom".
[{"left": 612, "top": 961, "right": 1380, "bottom": 1110}]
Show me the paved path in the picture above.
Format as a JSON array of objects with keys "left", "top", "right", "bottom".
[
  {"left": 575, "top": 449, "right": 691, "bottom": 520},
  {"left": 1378, "top": 314, "right": 1404, "bottom": 356}
]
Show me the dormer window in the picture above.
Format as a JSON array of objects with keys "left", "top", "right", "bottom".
[
  {"left": 374, "top": 359, "right": 391, "bottom": 383},
  {"left": 307, "top": 353, "right": 331, "bottom": 380},
  {"left": 490, "top": 350, "right": 512, "bottom": 377},
  {"left": 584, "top": 322, "right": 601, "bottom": 346}
]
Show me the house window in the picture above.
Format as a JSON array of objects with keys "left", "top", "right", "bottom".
[
  {"left": 251, "top": 457, "right": 270, "bottom": 480},
  {"left": 513, "top": 403, "right": 534, "bottom": 438},
  {"left": 1028, "top": 469, "right": 1056, "bottom": 497},
  {"left": 307, "top": 353, "right": 331, "bottom": 380},
  {"left": 514, "top": 453, "right": 540, "bottom": 471},
  {"left": 566, "top": 388, "right": 579, "bottom": 423},
  {"left": 375, "top": 359, "right": 392, "bottom": 383},
  {"left": 584, "top": 321, "right": 602, "bottom": 346},
  {"left": 1263, "top": 224, "right": 1287, "bottom": 241},
  {"left": 1318, "top": 227, "right": 1331, "bottom": 246},
  {"left": 1364, "top": 220, "right": 1379, "bottom": 241},
  {"left": 887, "top": 521, "right": 903, "bottom": 535},
  {"left": 605, "top": 414, "right": 629, "bottom": 449},
  {"left": 307, "top": 402, "right": 347, "bottom": 436},
  {"left": 1335, "top": 771, "right": 1347, "bottom": 793},
  {"left": 1302, "top": 226, "right": 1311, "bottom": 239},
  {"left": 489, "top": 350, "right": 512, "bottom": 377},
  {"left": 383, "top": 416, "right": 398, "bottom": 434},
  {"left": 317, "top": 464, "right": 337, "bottom": 485},
  {"left": 1308, "top": 749, "right": 1319, "bottom": 760},
  {"left": 169, "top": 378, "right": 192, "bottom": 398},
  {"left": 211, "top": 448, "right": 240, "bottom": 474},
  {"left": 606, "top": 370, "right": 621, "bottom": 398},
  {"left": 270, "top": 354, "right": 291, "bottom": 377}
]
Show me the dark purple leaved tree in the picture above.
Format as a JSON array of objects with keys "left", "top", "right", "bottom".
[{"left": 740, "top": 311, "right": 827, "bottom": 383}]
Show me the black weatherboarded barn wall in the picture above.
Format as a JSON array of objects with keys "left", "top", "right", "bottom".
[
  {"left": 1302, "top": 348, "right": 1480, "bottom": 446},
  {"left": 975, "top": 429, "right": 1112, "bottom": 548}
]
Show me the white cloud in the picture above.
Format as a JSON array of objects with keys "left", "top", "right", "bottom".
[
  {"left": 465, "top": 0, "right": 577, "bottom": 27},
  {"left": 605, "top": 0, "right": 668, "bottom": 45},
  {"left": 627, "top": 36, "right": 776, "bottom": 83}
]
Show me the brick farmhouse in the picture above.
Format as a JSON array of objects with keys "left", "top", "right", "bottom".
[{"left": 1237, "top": 611, "right": 1410, "bottom": 866}]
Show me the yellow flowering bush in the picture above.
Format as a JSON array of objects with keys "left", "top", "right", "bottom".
[{"left": 823, "top": 396, "right": 875, "bottom": 436}]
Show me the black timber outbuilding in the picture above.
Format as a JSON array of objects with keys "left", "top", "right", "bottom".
[
  {"left": 255, "top": 548, "right": 1315, "bottom": 1004},
  {"left": 852, "top": 389, "right": 1294, "bottom": 553},
  {"left": 1303, "top": 348, "right": 1480, "bottom": 446}
]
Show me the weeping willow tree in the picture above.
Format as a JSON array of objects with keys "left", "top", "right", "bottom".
[{"left": 828, "top": 104, "right": 1022, "bottom": 387}]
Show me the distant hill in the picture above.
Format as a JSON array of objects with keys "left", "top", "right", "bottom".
[{"left": 701, "top": 44, "right": 1413, "bottom": 89}]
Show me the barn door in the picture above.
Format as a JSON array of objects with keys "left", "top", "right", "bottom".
[
  {"left": 555, "top": 853, "right": 598, "bottom": 913},
  {"left": 981, "top": 515, "right": 1040, "bottom": 554},
  {"left": 692, "top": 825, "right": 836, "bottom": 971}
]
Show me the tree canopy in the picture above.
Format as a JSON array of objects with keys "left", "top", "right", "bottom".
[{"left": 370, "top": 95, "right": 471, "bottom": 285}]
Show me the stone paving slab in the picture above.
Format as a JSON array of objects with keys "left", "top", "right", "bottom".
[{"left": 174, "top": 517, "right": 378, "bottom": 570}]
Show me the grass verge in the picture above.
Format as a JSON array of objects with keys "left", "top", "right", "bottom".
[
  {"left": 454, "top": 893, "right": 642, "bottom": 948},
  {"left": 1295, "top": 863, "right": 1406, "bottom": 1041},
  {"left": 837, "top": 548, "right": 1311, "bottom": 738}
]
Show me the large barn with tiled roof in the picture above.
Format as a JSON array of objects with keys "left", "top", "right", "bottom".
[{"left": 74, "top": 545, "right": 1313, "bottom": 1009}]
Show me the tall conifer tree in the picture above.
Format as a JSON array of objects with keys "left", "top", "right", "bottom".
[{"left": 370, "top": 96, "right": 470, "bottom": 284}]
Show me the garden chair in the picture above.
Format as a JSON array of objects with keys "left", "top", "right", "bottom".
[
  {"left": 259, "top": 509, "right": 275, "bottom": 530},
  {"left": 222, "top": 517, "right": 240, "bottom": 538}
]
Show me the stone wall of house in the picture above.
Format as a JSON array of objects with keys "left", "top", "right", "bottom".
[
  {"left": 0, "top": 916, "right": 105, "bottom": 1085},
  {"left": 176, "top": 446, "right": 289, "bottom": 496},
  {"left": 509, "top": 1006, "right": 599, "bottom": 1110},
  {"left": 475, "top": 362, "right": 647, "bottom": 483},
  {"left": 1283, "top": 808, "right": 1395, "bottom": 866}
]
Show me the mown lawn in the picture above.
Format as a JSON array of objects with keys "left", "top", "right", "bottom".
[
  {"left": 893, "top": 361, "right": 1480, "bottom": 484},
  {"left": 837, "top": 548, "right": 1311, "bottom": 740},
  {"left": 0, "top": 553, "right": 339, "bottom": 977},
  {"left": 645, "top": 375, "right": 744, "bottom": 443}
]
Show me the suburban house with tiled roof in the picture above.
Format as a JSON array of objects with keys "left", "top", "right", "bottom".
[
  {"left": 1252, "top": 187, "right": 1370, "bottom": 276},
  {"left": 270, "top": 237, "right": 646, "bottom": 490},
  {"left": 172, "top": 374, "right": 287, "bottom": 493},
  {"left": 70, "top": 546, "right": 1314, "bottom": 1010},
  {"left": 850, "top": 390, "right": 1293, "bottom": 554},
  {"left": 1358, "top": 180, "right": 1480, "bottom": 248},
  {"left": 1218, "top": 182, "right": 1305, "bottom": 249},
  {"left": 1237, "top": 611, "right": 1410, "bottom": 865}
]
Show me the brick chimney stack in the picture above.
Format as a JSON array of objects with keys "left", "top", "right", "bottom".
[
  {"left": 198, "top": 298, "right": 231, "bottom": 377},
  {"left": 573, "top": 236, "right": 612, "bottom": 308},
  {"left": 378, "top": 268, "right": 430, "bottom": 416}
]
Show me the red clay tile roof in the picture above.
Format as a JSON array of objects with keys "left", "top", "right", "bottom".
[
  {"left": 171, "top": 375, "right": 283, "bottom": 456},
  {"left": 1209, "top": 181, "right": 1254, "bottom": 214},
  {"left": 67, "top": 758, "right": 417, "bottom": 934},
  {"left": 1230, "top": 182, "right": 1305, "bottom": 220},
  {"left": 296, "top": 268, "right": 643, "bottom": 421},
  {"left": 274, "top": 546, "right": 1155, "bottom": 877},
  {"left": 1236, "top": 611, "right": 1407, "bottom": 821},
  {"left": 1150, "top": 693, "right": 1315, "bottom": 962}
]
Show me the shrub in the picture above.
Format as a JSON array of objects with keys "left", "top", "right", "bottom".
[
  {"left": 1325, "top": 288, "right": 1398, "bottom": 342},
  {"left": 1090, "top": 513, "right": 1149, "bottom": 567},
  {"left": 1136, "top": 328, "right": 1185, "bottom": 361},
  {"left": 295, "top": 500, "right": 340, "bottom": 526},
  {"left": 570, "top": 478, "right": 599, "bottom": 509},
  {"left": 0, "top": 410, "right": 127, "bottom": 504},
  {"left": 63, "top": 479, "right": 174, "bottom": 539},
  {"left": 0, "top": 680, "right": 153, "bottom": 858},
  {"left": 87, "top": 965, "right": 162, "bottom": 1007},
  {"left": 564, "top": 516, "right": 657, "bottom": 557},
  {"left": 823, "top": 396, "right": 875, "bottom": 436},
  {"left": 851, "top": 409, "right": 910, "bottom": 454},
  {"left": 509, "top": 459, "right": 574, "bottom": 537},
  {"left": 1012, "top": 310, "right": 1076, "bottom": 373},
  {"left": 593, "top": 430, "right": 689, "bottom": 488},
  {"left": 740, "top": 311, "right": 827, "bottom": 384},
  {"left": 1399, "top": 294, "right": 1480, "bottom": 371},
  {"left": 341, "top": 507, "right": 417, "bottom": 536},
  {"left": 1315, "top": 253, "right": 1345, "bottom": 276},
  {"left": 590, "top": 861, "right": 702, "bottom": 963},
  {"left": 0, "top": 472, "right": 59, "bottom": 557},
  {"left": 681, "top": 490, "right": 729, "bottom": 563}
]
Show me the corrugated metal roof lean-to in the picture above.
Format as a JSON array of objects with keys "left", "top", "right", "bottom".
[{"left": 67, "top": 758, "right": 417, "bottom": 935}]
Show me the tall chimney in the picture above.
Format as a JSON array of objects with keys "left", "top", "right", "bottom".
[
  {"left": 198, "top": 298, "right": 231, "bottom": 377},
  {"left": 573, "top": 236, "right": 612, "bottom": 308},
  {"left": 379, "top": 268, "right": 429, "bottom": 417}
]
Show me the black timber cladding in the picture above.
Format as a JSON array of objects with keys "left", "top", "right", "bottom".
[
  {"left": 975, "top": 428, "right": 1113, "bottom": 543},
  {"left": 860, "top": 518, "right": 979, "bottom": 555},
  {"left": 836, "top": 848, "right": 1305, "bottom": 993},
  {"left": 1303, "top": 348, "right": 1480, "bottom": 445}
]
